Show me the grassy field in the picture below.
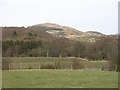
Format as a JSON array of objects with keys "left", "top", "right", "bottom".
[
  {"left": 4, "top": 57, "right": 109, "bottom": 70},
  {"left": 2, "top": 70, "right": 118, "bottom": 88}
]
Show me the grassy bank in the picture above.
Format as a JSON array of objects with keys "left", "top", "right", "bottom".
[{"left": 3, "top": 57, "right": 109, "bottom": 70}]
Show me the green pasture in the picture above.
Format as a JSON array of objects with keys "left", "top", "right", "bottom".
[{"left": 2, "top": 70, "right": 118, "bottom": 88}]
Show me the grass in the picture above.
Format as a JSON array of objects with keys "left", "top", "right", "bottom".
[
  {"left": 2, "top": 70, "right": 118, "bottom": 88},
  {"left": 4, "top": 57, "right": 109, "bottom": 70}
]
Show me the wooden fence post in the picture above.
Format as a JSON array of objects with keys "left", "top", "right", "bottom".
[
  {"left": 39, "top": 64, "right": 40, "bottom": 70},
  {"left": 9, "top": 64, "right": 10, "bottom": 71},
  {"left": 71, "top": 65, "right": 72, "bottom": 70}
]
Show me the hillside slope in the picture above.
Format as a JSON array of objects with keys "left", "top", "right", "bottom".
[
  {"left": 2, "top": 27, "right": 57, "bottom": 42},
  {"left": 28, "top": 23, "right": 104, "bottom": 42}
]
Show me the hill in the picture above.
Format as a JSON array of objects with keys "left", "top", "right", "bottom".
[
  {"left": 28, "top": 23, "right": 105, "bottom": 42},
  {"left": 2, "top": 27, "right": 59, "bottom": 43},
  {"left": 2, "top": 23, "right": 106, "bottom": 42}
]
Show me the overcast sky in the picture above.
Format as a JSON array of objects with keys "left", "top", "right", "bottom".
[{"left": 0, "top": 0, "right": 118, "bottom": 34}]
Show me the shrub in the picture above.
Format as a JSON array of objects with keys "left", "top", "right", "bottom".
[
  {"left": 72, "top": 59, "right": 84, "bottom": 69},
  {"left": 40, "top": 64, "right": 55, "bottom": 69},
  {"left": 28, "top": 64, "right": 32, "bottom": 69},
  {"left": 55, "top": 62, "right": 61, "bottom": 69},
  {"left": 2, "top": 58, "right": 12, "bottom": 70}
]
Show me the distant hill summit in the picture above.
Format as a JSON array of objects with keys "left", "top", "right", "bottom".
[
  {"left": 28, "top": 23, "right": 104, "bottom": 42},
  {"left": 35, "top": 23, "right": 63, "bottom": 28}
]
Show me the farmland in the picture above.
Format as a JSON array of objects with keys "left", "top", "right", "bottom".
[
  {"left": 3, "top": 57, "right": 109, "bottom": 70},
  {"left": 2, "top": 70, "right": 118, "bottom": 88},
  {"left": 2, "top": 57, "right": 118, "bottom": 88}
]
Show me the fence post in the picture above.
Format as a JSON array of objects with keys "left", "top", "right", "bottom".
[
  {"left": 71, "top": 65, "right": 72, "bottom": 70},
  {"left": 9, "top": 64, "right": 10, "bottom": 71},
  {"left": 39, "top": 64, "right": 40, "bottom": 70}
]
